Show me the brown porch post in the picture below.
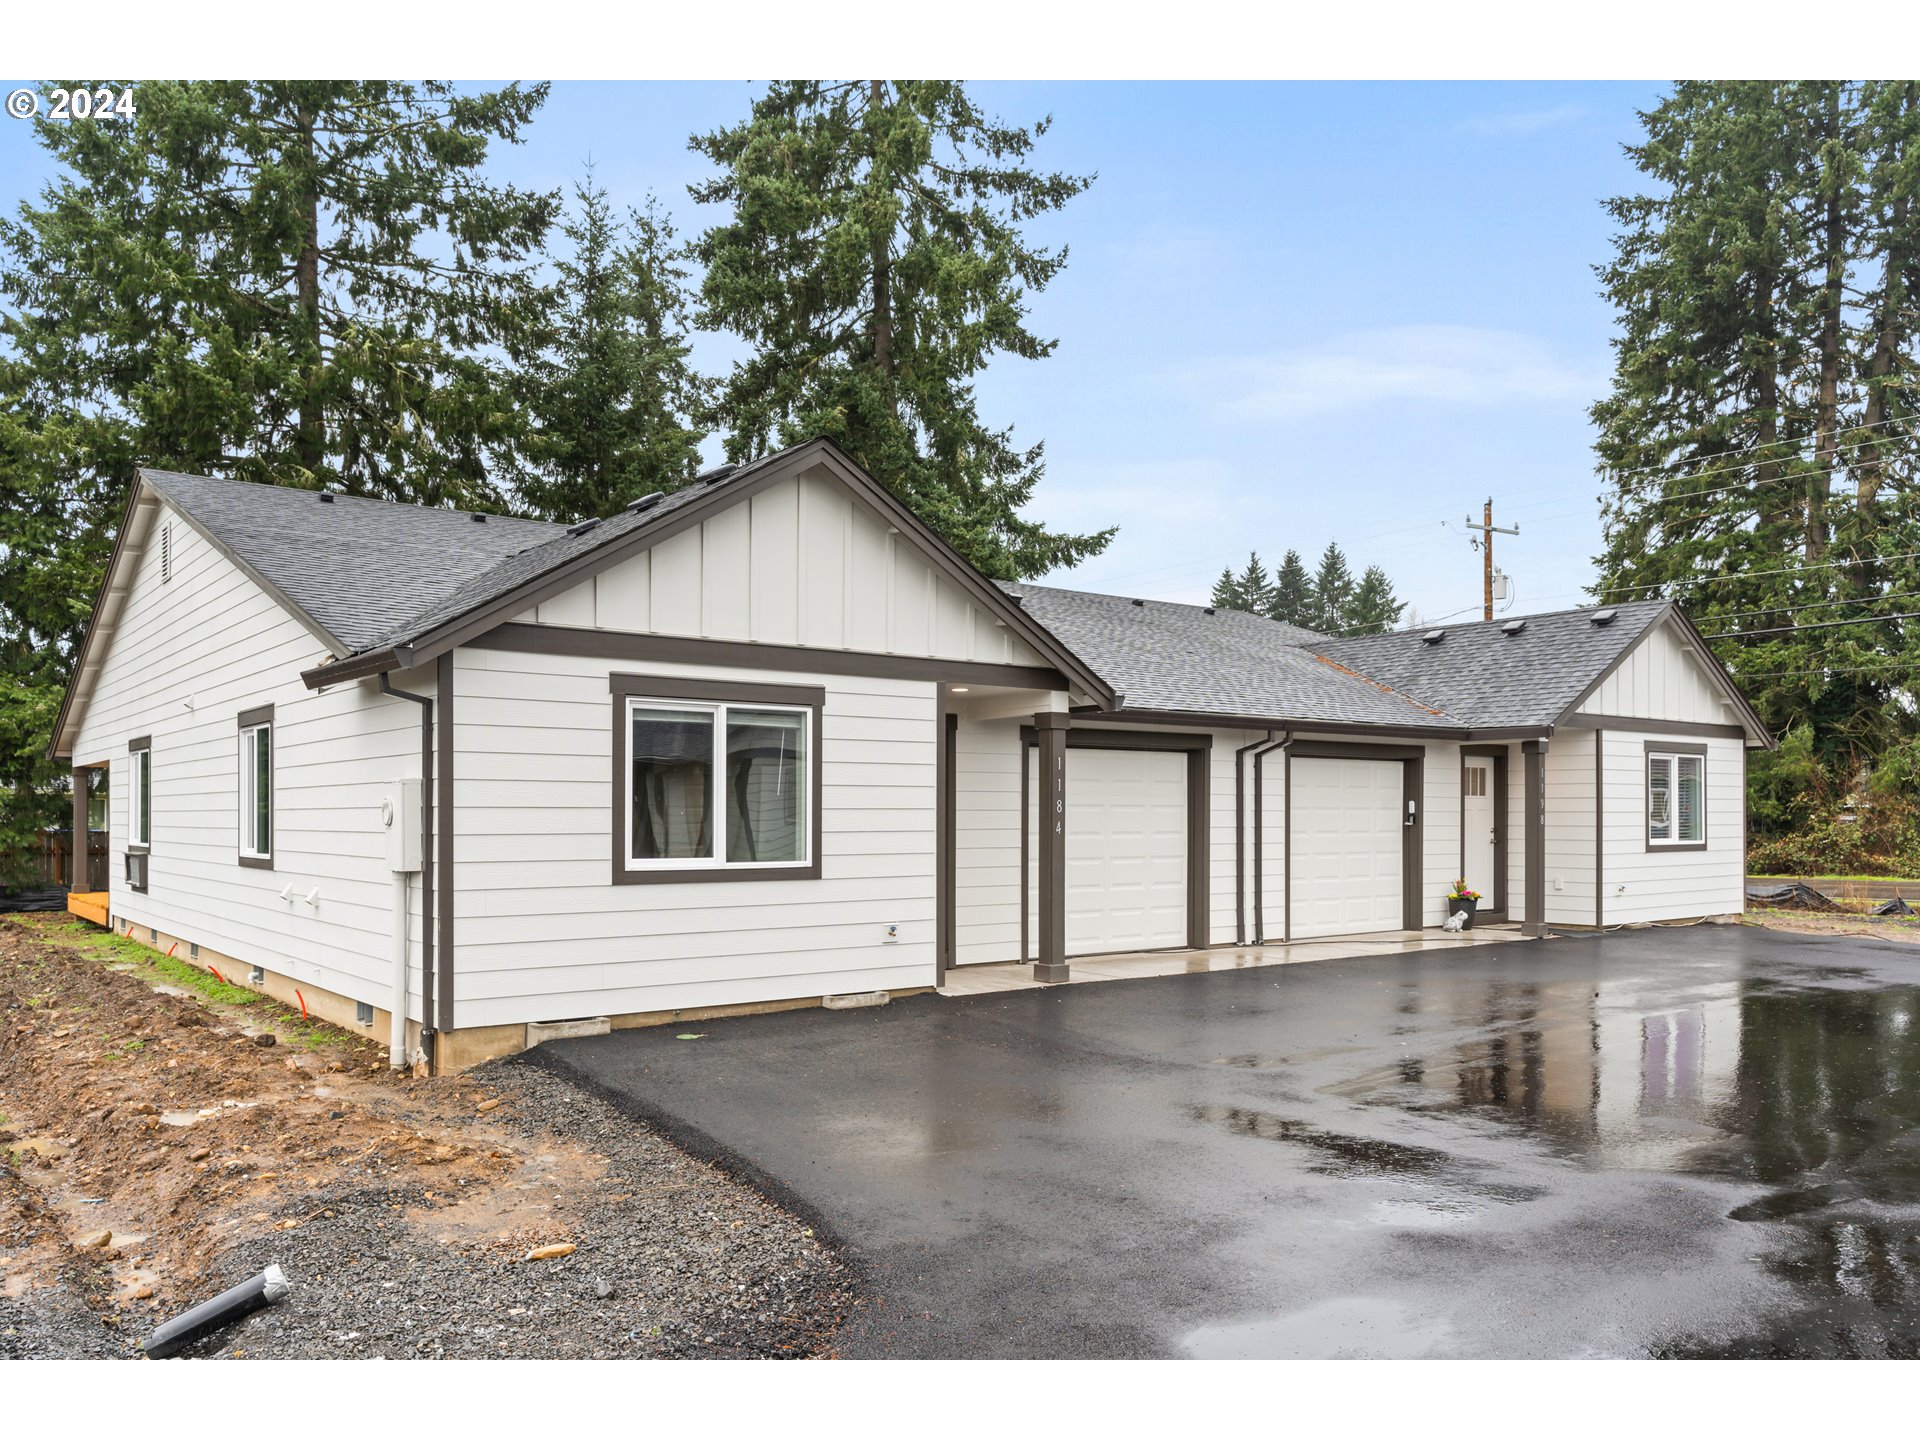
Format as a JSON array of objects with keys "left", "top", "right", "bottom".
[
  {"left": 70, "top": 766, "right": 89, "bottom": 890},
  {"left": 1522, "top": 739, "right": 1547, "bottom": 938},
  {"left": 1033, "top": 712, "right": 1071, "bottom": 983}
]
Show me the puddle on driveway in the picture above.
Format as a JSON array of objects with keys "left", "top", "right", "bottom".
[
  {"left": 1182, "top": 1297, "right": 1452, "bottom": 1359},
  {"left": 1321, "top": 974, "right": 1920, "bottom": 1357}
]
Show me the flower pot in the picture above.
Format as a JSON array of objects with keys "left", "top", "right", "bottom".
[{"left": 1446, "top": 895, "right": 1477, "bottom": 929}]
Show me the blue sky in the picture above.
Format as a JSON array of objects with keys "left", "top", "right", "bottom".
[{"left": 0, "top": 80, "right": 1665, "bottom": 624}]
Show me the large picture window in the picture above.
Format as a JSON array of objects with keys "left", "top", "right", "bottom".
[
  {"left": 1646, "top": 746, "right": 1705, "bottom": 849},
  {"left": 238, "top": 705, "right": 273, "bottom": 868},
  {"left": 612, "top": 675, "right": 822, "bottom": 884}
]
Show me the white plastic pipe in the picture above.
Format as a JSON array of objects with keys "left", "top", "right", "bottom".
[{"left": 390, "top": 871, "right": 408, "bottom": 1068}]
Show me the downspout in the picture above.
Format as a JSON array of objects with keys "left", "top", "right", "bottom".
[
  {"left": 1234, "top": 732, "right": 1275, "bottom": 945},
  {"left": 379, "top": 674, "right": 434, "bottom": 1069},
  {"left": 1250, "top": 732, "right": 1291, "bottom": 944}
]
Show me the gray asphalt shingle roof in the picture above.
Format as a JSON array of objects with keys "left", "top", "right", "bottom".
[
  {"left": 1315, "top": 600, "right": 1672, "bottom": 728},
  {"left": 143, "top": 459, "right": 1690, "bottom": 735},
  {"left": 1003, "top": 583, "right": 1460, "bottom": 729},
  {"left": 141, "top": 469, "right": 566, "bottom": 654}
]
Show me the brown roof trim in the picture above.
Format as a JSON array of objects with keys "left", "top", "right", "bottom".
[
  {"left": 464, "top": 622, "right": 1069, "bottom": 691},
  {"left": 302, "top": 645, "right": 410, "bottom": 690},
  {"left": 311, "top": 439, "right": 1117, "bottom": 708},
  {"left": 1074, "top": 706, "right": 1550, "bottom": 743},
  {"left": 48, "top": 479, "right": 150, "bottom": 761}
]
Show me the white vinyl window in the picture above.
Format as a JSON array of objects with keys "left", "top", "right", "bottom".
[
  {"left": 239, "top": 720, "right": 272, "bottom": 860},
  {"left": 1647, "top": 750, "right": 1704, "bottom": 846},
  {"left": 129, "top": 747, "right": 151, "bottom": 847},
  {"left": 625, "top": 697, "right": 809, "bottom": 871}
]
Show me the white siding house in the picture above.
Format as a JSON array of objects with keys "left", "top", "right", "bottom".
[{"left": 51, "top": 440, "right": 1773, "bottom": 1069}]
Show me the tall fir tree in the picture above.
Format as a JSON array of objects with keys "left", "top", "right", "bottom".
[
  {"left": 517, "top": 178, "right": 707, "bottom": 521},
  {"left": 1345, "top": 566, "right": 1406, "bottom": 636},
  {"left": 1310, "top": 542, "right": 1356, "bottom": 633},
  {"left": 1592, "top": 81, "right": 1920, "bottom": 761},
  {"left": 0, "top": 81, "right": 556, "bottom": 869},
  {"left": 1211, "top": 552, "right": 1274, "bottom": 614},
  {"left": 1270, "top": 549, "right": 1313, "bottom": 627},
  {"left": 689, "top": 81, "right": 1112, "bottom": 579}
]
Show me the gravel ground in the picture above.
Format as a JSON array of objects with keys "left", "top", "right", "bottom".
[
  {"left": 170, "top": 1060, "right": 856, "bottom": 1359},
  {"left": 0, "top": 915, "right": 858, "bottom": 1360}
]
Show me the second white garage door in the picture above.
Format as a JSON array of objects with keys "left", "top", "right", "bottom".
[
  {"left": 1288, "top": 756, "right": 1405, "bottom": 939},
  {"left": 1042, "top": 746, "right": 1189, "bottom": 956}
]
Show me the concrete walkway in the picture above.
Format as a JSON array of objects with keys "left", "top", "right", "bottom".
[{"left": 936, "top": 925, "right": 1527, "bottom": 996}]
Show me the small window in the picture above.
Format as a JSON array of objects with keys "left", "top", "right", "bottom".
[
  {"left": 1647, "top": 749, "right": 1704, "bottom": 847},
  {"left": 613, "top": 676, "right": 821, "bottom": 884},
  {"left": 127, "top": 738, "right": 151, "bottom": 848},
  {"left": 238, "top": 707, "right": 273, "bottom": 867}
]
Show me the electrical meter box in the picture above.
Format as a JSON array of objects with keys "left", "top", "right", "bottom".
[{"left": 385, "top": 778, "right": 422, "bottom": 874}]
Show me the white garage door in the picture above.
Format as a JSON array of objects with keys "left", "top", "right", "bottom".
[
  {"left": 1034, "top": 746, "right": 1188, "bottom": 956},
  {"left": 1288, "top": 757, "right": 1405, "bottom": 939}
]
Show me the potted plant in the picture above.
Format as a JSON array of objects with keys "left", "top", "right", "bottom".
[{"left": 1446, "top": 879, "right": 1481, "bottom": 929}]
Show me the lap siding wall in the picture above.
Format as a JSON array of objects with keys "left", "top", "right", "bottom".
[
  {"left": 450, "top": 646, "right": 937, "bottom": 1029},
  {"left": 1598, "top": 729, "right": 1746, "bottom": 924},
  {"left": 70, "top": 504, "right": 421, "bottom": 1012}
]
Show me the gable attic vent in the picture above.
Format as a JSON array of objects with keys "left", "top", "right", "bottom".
[
  {"left": 626, "top": 491, "right": 664, "bottom": 514},
  {"left": 1589, "top": 608, "right": 1617, "bottom": 626},
  {"left": 566, "top": 517, "right": 600, "bottom": 537},
  {"left": 1501, "top": 619, "right": 1527, "bottom": 635},
  {"left": 160, "top": 521, "right": 173, "bottom": 583},
  {"left": 1421, "top": 629, "right": 1446, "bottom": 645}
]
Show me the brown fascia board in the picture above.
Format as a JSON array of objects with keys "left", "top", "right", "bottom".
[
  {"left": 1074, "top": 706, "right": 1543, "bottom": 742},
  {"left": 47, "top": 478, "right": 154, "bottom": 762},
  {"left": 300, "top": 438, "right": 1117, "bottom": 706},
  {"left": 1550, "top": 602, "right": 1775, "bottom": 750}
]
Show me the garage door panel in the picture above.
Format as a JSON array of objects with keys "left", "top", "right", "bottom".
[
  {"left": 1041, "top": 746, "right": 1189, "bottom": 956},
  {"left": 1289, "top": 757, "right": 1404, "bottom": 939}
]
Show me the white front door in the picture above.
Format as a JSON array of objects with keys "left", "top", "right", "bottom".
[
  {"left": 1034, "top": 746, "right": 1188, "bottom": 956},
  {"left": 1462, "top": 757, "right": 1497, "bottom": 907},
  {"left": 1288, "top": 757, "right": 1405, "bottom": 939}
]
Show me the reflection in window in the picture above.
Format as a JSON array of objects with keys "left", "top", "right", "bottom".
[
  {"left": 726, "top": 708, "right": 805, "bottom": 864},
  {"left": 631, "top": 706, "right": 715, "bottom": 861}
]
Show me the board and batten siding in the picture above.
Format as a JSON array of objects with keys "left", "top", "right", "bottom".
[
  {"left": 70, "top": 503, "right": 425, "bottom": 1012},
  {"left": 1576, "top": 619, "right": 1738, "bottom": 726},
  {"left": 1598, "top": 730, "right": 1746, "bottom": 924},
  {"left": 518, "top": 464, "right": 1048, "bottom": 670},
  {"left": 450, "top": 645, "right": 936, "bottom": 1029}
]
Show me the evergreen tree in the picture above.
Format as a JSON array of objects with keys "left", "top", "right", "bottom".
[
  {"left": 518, "top": 178, "right": 706, "bottom": 520},
  {"left": 1270, "top": 549, "right": 1313, "bottom": 626},
  {"left": 1346, "top": 566, "right": 1406, "bottom": 635},
  {"left": 1310, "top": 542, "right": 1356, "bottom": 633},
  {"left": 0, "top": 81, "right": 556, "bottom": 863},
  {"left": 1592, "top": 81, "right": 1920, "bottom": 757},
  {"left": 689, "top": 81, "right": 1112, "bottom": 579},
  {"left": 1211, "top": 552, "right": 1274, "bottom": 614}
]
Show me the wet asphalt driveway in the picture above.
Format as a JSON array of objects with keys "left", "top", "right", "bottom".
[{"left": 529, "top": 926, "right": 1920, "bottom": 1358}]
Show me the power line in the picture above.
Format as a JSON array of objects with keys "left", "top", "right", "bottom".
[
  {"left": 1708, "top": 611, "right": 1920, "bottom": 639},
  {"left": 1700, "top": 587, "right": 1920, "bottom": 625},
  {"left": 1736, "top": 661, "right": 1920, "bottom": 680},
  {"left": 1601, "top": 415, "right": 1917, "bottom": 489},
  {"left": 1602, "top": 548, "right": 1920, "bottom": 598}
]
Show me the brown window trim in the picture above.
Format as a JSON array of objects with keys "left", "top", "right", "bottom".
[
  {"left": 609, "top": 673, "right": 825, "bottom": 885},
  {"left": 237, "top": 704, "right": 275, "bottom": 869},
  {"left": 126, "top": 735, "right": 152, "bottom": 867},
  {"left": 1644, "top": 739, "right": 1708, "bottom": 853}
]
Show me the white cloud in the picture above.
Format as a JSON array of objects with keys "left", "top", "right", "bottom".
[
  {"left": 1455, "top": 104, "right": 1588, "bottom": 137},
  {"left": 1195, "top": 324, "right": 1604, "bottom": 423}
]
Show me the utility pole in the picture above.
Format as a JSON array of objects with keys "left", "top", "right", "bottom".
[{"left": 1463, "top": 498, "right": 1519, "bottom": 622}]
